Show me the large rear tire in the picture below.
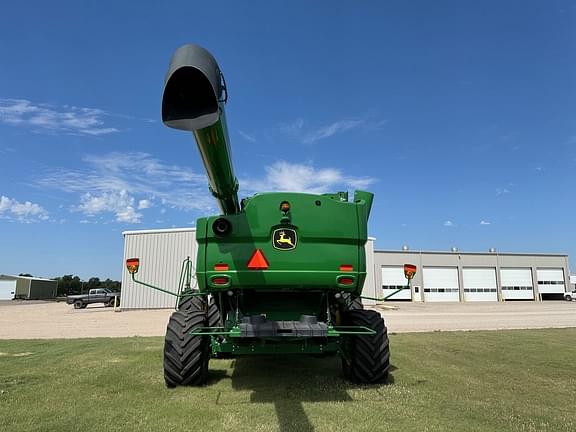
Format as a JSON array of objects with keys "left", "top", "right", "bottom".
[
  {"left": 342, "top": 293, "right": 364, "bottom": 311},
  {"left": 164, "top": 303, "right": 211, "bottom": 387},
  {"left": 341, "top": 309, "right": 390, "bottom": 384},
  {"left": 177, "top": 291, "right": 203, "bottom": 311}
]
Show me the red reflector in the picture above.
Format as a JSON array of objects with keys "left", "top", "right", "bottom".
[
  {"left": 247, "top": 249, "right": 269, "bottom": 270},
  {"left": 340, "top": 264, "right": 353, "bottom": 272},
  {"left": 339, "top": 277, "right": 354, "bottom": 285},
  {"left": 126, "top": 258, "right": 140, "bottom": 274},
  {"left": 212, "top": 277, "right": 229, "bottom": 285},
  {"left": 214, "top": 263, "right": 229, "bottom": 271},
  {"left": 404, "top": 263, "right": 417, "bottom": 280}
]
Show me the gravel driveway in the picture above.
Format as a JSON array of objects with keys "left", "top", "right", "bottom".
[{"left": 0, "top": 300, "right": 575, "bottom": 339}]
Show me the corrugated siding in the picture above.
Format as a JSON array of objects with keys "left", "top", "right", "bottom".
[
  {"left": 28, "top": 280, "right": 57, "bottom": 299},
  {"left": 14, "top": 279, "right": 30, "bottom": 299},
  {"left": 121, "top": 229, "right": 198, "bottom": 309}
]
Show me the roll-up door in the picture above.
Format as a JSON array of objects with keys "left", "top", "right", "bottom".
[
  {"left": 381, "top": 266, "right": 411, "bottom": 300},
  {"left": 500, "top": 268, "right": 534, "bottom": 300},
  {"left": 536, "top": 269, "right": 565, "bottom": 294},
  {"left": 462, "top": 268, "right": 497, "bottom": 301},
  {"left": 423, "top": 267, "right": 459, "bottom": 302}
]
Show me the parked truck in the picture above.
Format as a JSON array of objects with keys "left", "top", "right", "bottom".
[
  {"left": 66, "top": 288, "right": 120, "bottom": 309},
  {"left": 128, "top": 44, "right": 390, "bottom": 387}
]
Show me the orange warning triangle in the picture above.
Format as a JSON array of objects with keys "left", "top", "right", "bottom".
[{"left": 247, "top": 249, "right": 269, "bottom": 270}]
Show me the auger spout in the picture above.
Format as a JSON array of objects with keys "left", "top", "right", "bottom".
[{"left": 161, "top": 44, "right": 239, "bottom": 215}]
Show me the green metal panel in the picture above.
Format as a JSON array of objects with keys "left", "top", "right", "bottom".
[{"left": 196, "top": 191, "right": 372, "bottom": 295}]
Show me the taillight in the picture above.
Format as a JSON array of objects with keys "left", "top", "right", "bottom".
[
  {"left": 212, "top": 276, "right": 229, "bottom": 285},
  {"left": 214, "top": 263, "right": 229, "bottom": 271},
  {"left": 338, "top": 277, "right": 354, "bottom": 286},
  {"left": 339, "top": 264, "right": 353, "bottom": 272}
]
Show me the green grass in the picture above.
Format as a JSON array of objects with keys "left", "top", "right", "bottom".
[{"left": 0, "top": 329, "right": 574, "bottom": 432}]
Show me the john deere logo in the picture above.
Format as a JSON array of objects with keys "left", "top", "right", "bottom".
[{"left": 273, "top": 228, "right": 297, "bottom": 250}]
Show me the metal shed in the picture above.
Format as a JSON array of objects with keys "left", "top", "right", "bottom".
[{"left": 0, "top": 275, "right": 57, "bottom": 300}]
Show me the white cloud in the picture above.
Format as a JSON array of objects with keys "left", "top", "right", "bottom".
[
  {"left": 444, "top": 220, "right": 454, "bottom": 227},
  {"left": 138, "top": 199, "right": 152, "bottom": 209},
  {"left": 238, "top": 130, "right": 256, "bottom": 143},
  {"left": 37, "top": 152, "right": 214, "bottom": 223},
  {"left": 240, "top": 161, "right": 376, "bottom": 194},
  {"left": 496, "top": 188, "right": 510, "bottom": 195},
  {"left": 0, "top": 195, "right": 49, "bottom": 223},
  {"left": 280, "top": 117, "right": 387, "bottom": 145},
  {"left": 480, "top": 220, "right": 491, "bottom": 225},
  {"left": 0, "top": 98, "right": 119, "bottom": 136},
  {"left": 302, "top": 119, "right": 365, "bottom": 144},
  {"left": 78, "top": 190, "right": 142, "bottom": 223}
]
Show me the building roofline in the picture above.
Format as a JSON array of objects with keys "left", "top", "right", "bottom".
[
  {"left": 122, "top": 227, "right": 197, "bottom": 236},
  {"left": 0, "top": 274, "right": 55, "bottom": 282},
  {"left": 374, "top": 249, "right": 568, "bottom": 257}
]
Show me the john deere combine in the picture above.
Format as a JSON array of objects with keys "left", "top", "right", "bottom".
[{"left": 129, "top": 44, "right": 390, "bottom": 386}]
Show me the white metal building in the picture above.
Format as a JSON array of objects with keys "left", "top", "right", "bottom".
[
  {"left": 120, "top": 229, "right": 571, "bottom": 309},
  {"left": 374, "top": 250, "right": 570, "bottom": 302},
  {"left": 121, "top": 228, "right": 198, "bottom": 309},
  {"left": 0, "top": 278, "right": 17, "bottom": 300}
]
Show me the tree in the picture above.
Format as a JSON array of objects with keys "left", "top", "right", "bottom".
[{"left": 53, "top": 274, "right": 121, "bottom": 296}]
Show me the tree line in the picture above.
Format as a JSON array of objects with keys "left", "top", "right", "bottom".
[{"left": 51, "top": 275, "right": 121, "bottom": 296}]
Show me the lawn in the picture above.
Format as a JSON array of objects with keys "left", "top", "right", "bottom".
[{"left": 0, "top": 329, "right": 574, "bottom": 432}]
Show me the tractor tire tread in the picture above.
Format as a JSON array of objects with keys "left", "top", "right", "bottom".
[{"left": 341, "top": 309, "right": 390, "bottom": 384}]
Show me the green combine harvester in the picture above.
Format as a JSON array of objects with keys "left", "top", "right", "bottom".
[{"left": 128, "top": 44, "right": 390, "bottom": 386}]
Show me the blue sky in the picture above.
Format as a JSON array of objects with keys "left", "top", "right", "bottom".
[{"left": 0, "top": 1, "right": 575, "bottom": 279}]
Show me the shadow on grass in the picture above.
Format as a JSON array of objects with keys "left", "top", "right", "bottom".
[{"left": 215, "top": 355, "right": 395, "bottom": 432}]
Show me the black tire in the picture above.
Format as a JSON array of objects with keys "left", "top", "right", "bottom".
[
  {"left": 81, "top": 303, "right": 88, "bottom": 309},
  {"left": 341, "top": 309, "right": 390, "bottom": 384},
  {"left": 177, "top": 291, "right": 203, "bottom": 311},
  {"left": 565, "top": 296, "right": 572, "bottom": 302},
  {"left": 207, "top": 297, "right": 221, "bottom": 327},
  {"left": 74, "top": 300, "right": 83, "bottom": 309},
  {"left": 164, "top": 301, "right": 211, "bottom": 387},
  {"left": 343, "top": 294, "right": 364, "bottom": 311}
]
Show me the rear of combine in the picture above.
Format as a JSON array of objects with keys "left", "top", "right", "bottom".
[{"left": 137, "top": 44, "right": 390, "bottom": 386}]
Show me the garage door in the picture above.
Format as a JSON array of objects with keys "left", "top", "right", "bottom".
[
  {"left": 500, "top": 268, "right": 534, "bottom": 300},
  {"left": 0, "top": 280, "right": 16, "bottom": 300},
  {"left": 463, "top": 268, "right": 498, "bottom": 302},
  {"left": 423, "top": 267, "right": 459, "bottom": 302},
  {"left": 381, "top": 266, "right": 411, "bottom": 300},
  {"left": 536, "top": 269, "right": 565, "bottom": 294}
]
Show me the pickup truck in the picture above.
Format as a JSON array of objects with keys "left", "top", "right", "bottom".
[
  {"left": 66, "top": 288, "right": 120, "bottom": 309},
  {"left": 564, "top": 290, "right": 576, "bottom": 301}
]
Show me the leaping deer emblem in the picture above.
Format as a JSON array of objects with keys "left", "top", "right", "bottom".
[{"left": 276, "top": 230, "right": 294, "bottom": 247}]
